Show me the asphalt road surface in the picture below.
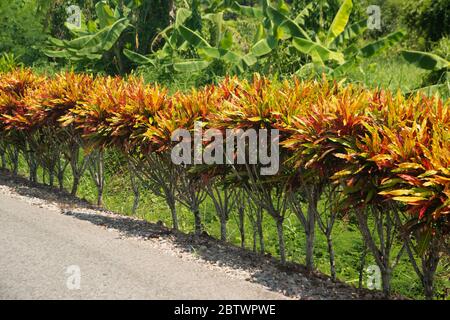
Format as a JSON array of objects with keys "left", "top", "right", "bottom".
[{"left": 0, "top": 193, "right": 286, "bottom": 300}]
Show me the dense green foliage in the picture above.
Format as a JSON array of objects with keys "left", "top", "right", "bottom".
[
  {"left": 0, "top": 0, "right": 47, "bottom": 64},
  {"left": 404, "top": 0, "right": 450, "bottom": 46}
]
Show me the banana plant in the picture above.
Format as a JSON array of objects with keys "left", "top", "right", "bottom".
[
  {"left": 284, "top": 0, "right": 405, "bottom": 76},
  {"left": 43, "top": 1, "right": 136, "bottom": 73},
  {"left": 124, "top": 0, "right": 304, "bottom": 75},
  {"left": 125, "top": 0, "right": 406, "bottom": 78},
  {"left": 401, "top": 50, "right": 450, "bottom": 93},
  {"left": 238, "top": 0, "right": 405, "bottom": 77},
  {"left": 124, "top": 1, "right": 258, "bottom": 74},
  {"left": 123, "top": 6, "right": 198, "bottom": 68}
]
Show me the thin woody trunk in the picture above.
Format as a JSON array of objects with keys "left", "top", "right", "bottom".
[
  {"left": 192, "top": 204, "right": 203, "bottom": 235},
  {"left": 220, "top": 215, "right": 227, "bottom": 242},
  {"left": 275, "top": 217, "right": 286, "bottom": 264},
  {"left": 238, "top": 207, "right": 245, "bottom": 248},
  {"left": 256, "top": 207, "right": 265, "bottom": 254},
  {"left": 394, "top": 210, "right": 440, "bottom": 300},
  {"left": 305, "top": 194, "right": 317, "bottom": 272},
  {"left": 91, "top": 151, "right": 105, "bottom": 207},
  {"left": 71, "top": 175, "right": 80, "bottom": 196},
  {"left": 381, "top": 268, "right": 392, "bottom": 296},
  {"left": 289, "top": 188, "right": 318, "bottom": 273},
  {"left": 48, "top": 167, "right": 55, "bottom": 187},
  {"left": 252, "top": 223, "right": 257, "bottom": 252},
  {"left": 326, "top": 235, "right": 336, "bottom": 281},
  {"left": 358, "top": 243, "right": 367, "bottom": 289},
  {"left": 26, "top": 149, "right": 38, "bottom": 183},
  {"left": 57, "top": 159, "right": 68, "bottom": 191},
  {"left": 69, "top": 144, "right": 88, "bottom": 197},
  {"left": 131, "top": 178, "right": 140, "bottom": 215},
  {"left": 58, "top": 171, "right": 64, "bottom": 190},
  {"left": 168, "top": 198, "right": 178, "bottom": 230},
  {"left": 0, "top": 147, "right": 6, "bottom": 169},
  {"left": 7, "top": 146, "right": 19, "bottom": 175},
  {"left": 355, "top": 207, "right": 396, "bottom": 298},
  {"left": 162, "top": 184, "right": 178, "bottom": 230},
  {"left": 420, "top": 242, "right": 440, "bottom": 300}
]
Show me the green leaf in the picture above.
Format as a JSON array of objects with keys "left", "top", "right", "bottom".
[
  {"left": 401, "top": 50, "right": 450, "bottom": 71},
  {"left": 251, "top": 36, "right": 277, "bottom": 57},
  {"left": 243, "top": 53, "right": 257, "bottom": 66},
  {"left": 331, "top": 57, "right": 358, "bottom": 76},
  {"left": 204, "top": 12, "right": 224, "bottom": 46},
  {"left": 326, "top": 0, "right": 353, "bottom": 46},
  {"left": 175, "top": 8, "right": 192, "bottom": 28},
  {"left": 292, "top": 37, "right": 345, "bottom": 65},
  {"left": 47, "top": 37, "right": 65, "bottom": 47},
  {"left": 42, "top": 49, "right": 71, "bottom": 59},
  {"left": 231, "top": 1, "right": 263, "bottom": 18},
  {"left": 221, "top": 50, "right": 242, "bottom": 64},
  {"left": 359, "top": 31, "right": 405, "bottom": 58},
  {"left": 178, "top": 25, "right": 211, "bottom": 48},
  {"left": 267, "top": 6, "right": 310, "bottom": 40},
  {"left": 333, "top": 19, "right": 367, "bottom": 48},
  {"left": 293, "top": 2, "right": 314, "bottom": 26},
  {"left": 173, "top": 60, "right": 210, "bottom": 72},
  {"left": 219, "top": 30, "right": 233, "bottom": 50},
  {"left": 64, "top": 34, "right": 98, "bottom": 50},
  {"left": 95, "top": 1, "right": 117, "bottom": 28},
  {"left": 87, "top": 20, "right": 98, "bottom": 33},
  {"left": 392, "top": 196, "right": 427, "bottom": 203},
  {"left": 123, "top": 49, "right": 155, "bottom": 66},
  {"left": 198, "top": 47, "right": 221, "bottom": 60},
  {"left": 58, "top": 17, "right": 128, "bottom": 59},
  {"left": 407, "top": 82, "right": 449, "bottom": 95},
  {"left": 199, "top": 47, "right": 245, "bottom": 66},
  {"left": 82, "top": 18, "right": 129, "bottom": 54},
  {"left": 253, "top": 24, "right": 266, "bottom": 43}
]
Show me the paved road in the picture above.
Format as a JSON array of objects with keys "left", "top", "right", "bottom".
[{"left": 0, "top": 193, "right": 285, "bottom": 300}]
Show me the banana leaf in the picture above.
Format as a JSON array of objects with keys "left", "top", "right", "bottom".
[
  {"left": 173, "top": 60, "right": 211, "bottom": 72},
  {"left": 267, "top": 5, "right": 310, "bottom": 40},
  {"left": 178, "top": 25, "right": 211, "bottom": 48},
  {"left": 326, "top": 0, "right": 353, "bottom": 46},
  {"left": 292, "top": 37, "right": 345, "bottom": 65},
  {"left": 332, "top": 19, "right": 367, "bottom": 48},
  {"left": 175, "top": 8, "right": 193, "bottom": 28},
  {"left": 251, "top": 36, "right": 277, "bottom": 57},
  {"left": 359, "top": 31, "right": 405, "bottom": 58},
  {"left": 231, "top": 1, "right": 263, "bottom": 18},
  {"left": 95, "top": 1, "right": 117, "bottom": 28},
  {"left": 401, "top": 50, "right": 450, "bottom": 71},
  {"left": 123, "top": 49, "right": 155, "bottom": 66},
  {"left": 293, "top": 2, "right": 315, "bottom": 26}
]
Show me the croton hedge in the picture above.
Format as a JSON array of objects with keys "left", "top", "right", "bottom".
[{"left": 0, "top": 69, "right": 448, "bottom": 298}]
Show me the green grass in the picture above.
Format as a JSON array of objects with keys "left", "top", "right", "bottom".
[
  {"left": 347, "top": 55, "right": 426, "bottom": 92},
  {"left": 345, "top": 53, "right": 450, "bottom": 99}
]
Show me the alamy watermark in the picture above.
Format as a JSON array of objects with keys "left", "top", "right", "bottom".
[
  {"left": 171, "top": 122, "right": 280, "bottom": 175},
  {"left": 366, "top": 265, "right": 381, "bottom": 290},
  {"left": 367, "top": 5, "right": 381, "bottom": 31},
  {"left": 66, "top": 265, "right": 81, "bottom": 290},
  {"left": 66, "top": 5, "right": 81, "bottom": 29}
]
